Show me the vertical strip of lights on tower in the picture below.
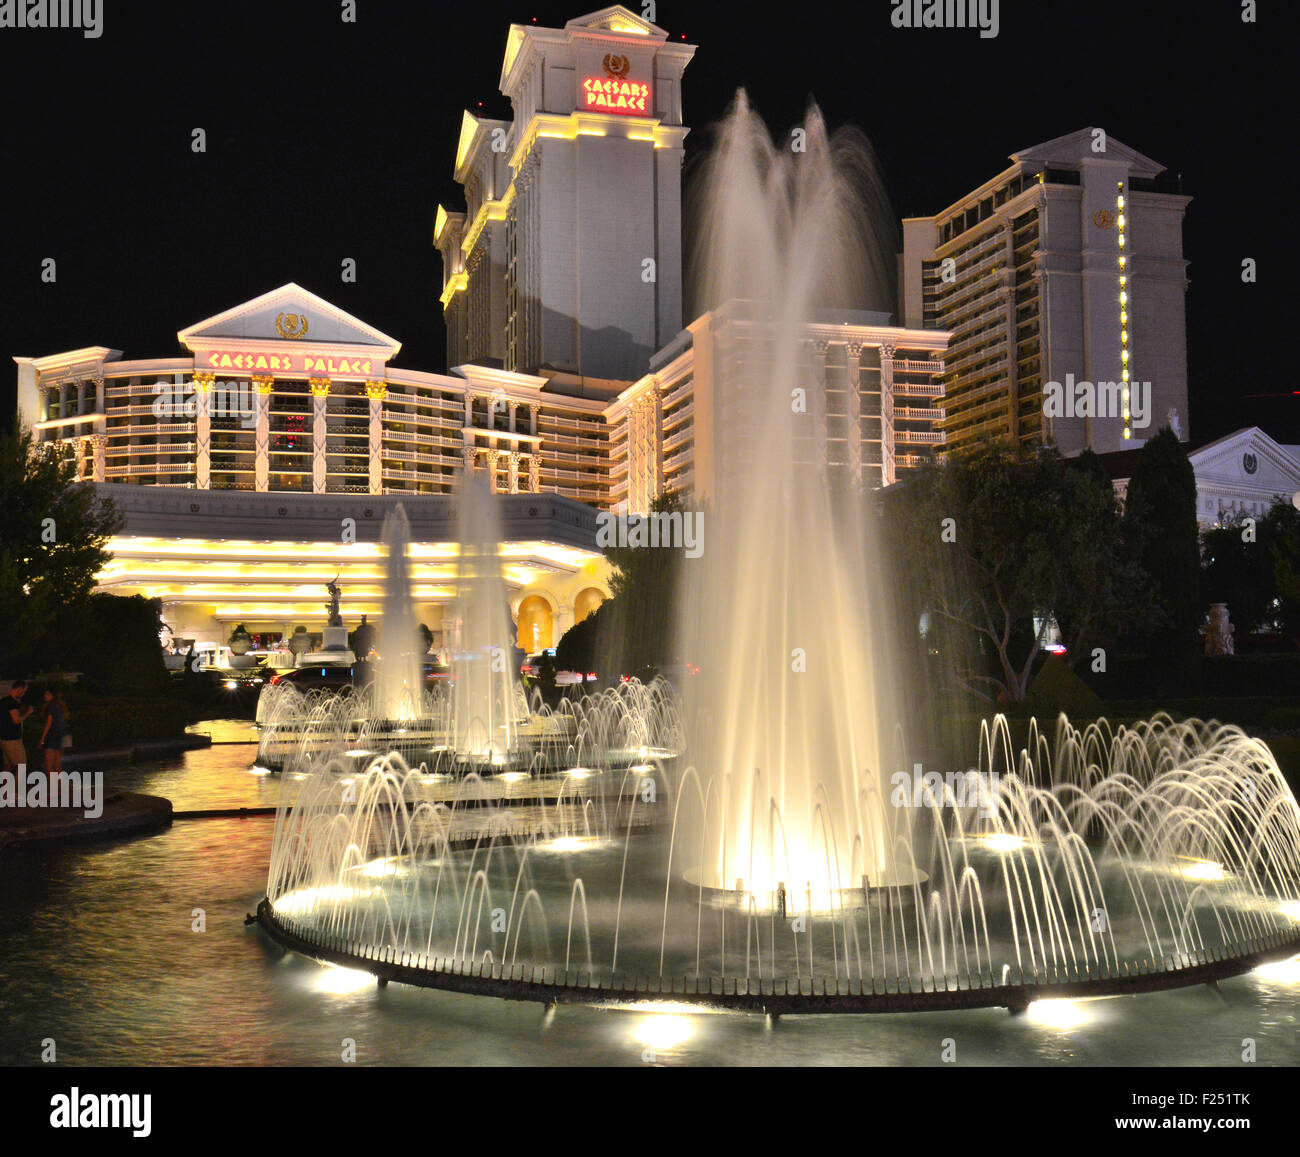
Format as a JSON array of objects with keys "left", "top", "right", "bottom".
[{"left": 1117, "top": 181, "right": 1131, "bottom": 440}]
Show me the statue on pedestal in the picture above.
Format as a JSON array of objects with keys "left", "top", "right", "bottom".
[
  {"left": 325, "top": 576, "right": 343, "bottom": 627},
  {"left": 1205, "top": 603, "right": 1235, "bottom": 656}
]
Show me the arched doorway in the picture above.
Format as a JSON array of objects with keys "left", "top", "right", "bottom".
[
  {"left": 574, "top": 587, "right": 605, "bottom": 625},
  {"left": 517, "top": 595, "right": 553, "bottom": 652}
]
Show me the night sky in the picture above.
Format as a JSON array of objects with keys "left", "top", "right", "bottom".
[{"left": 0, "top": 0, "right": 1292, "bottom": 444}]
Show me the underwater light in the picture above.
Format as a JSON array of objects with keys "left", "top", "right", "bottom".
[
  {"left": 633, "top": 1014, "right": 693, "bottom": 1050},
  {"left": 977, "top": 833, "right": 1030, "bottom": 853},
  {"left": 1176, "top": 857, "right": 1227, "bottom": 882},
  {"left": 543, "top": 837, "right": 592, "bottom": 853},
  {"left": 1253, "top": 954, "right": 1300, "bottom": 984},
  {"left": 1026, "top": 999, "right": 1092, "bottom": 1030},
  {"left": 313, "top": 965, "right": 375, "bottom": 995}
]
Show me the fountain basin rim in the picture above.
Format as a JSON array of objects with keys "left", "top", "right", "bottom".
[{"left": 254, "top": 898, "right": 1300, "bottom": 1015}]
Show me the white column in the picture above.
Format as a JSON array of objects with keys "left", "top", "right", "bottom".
[
  {"left": 507, "top": 450, "right": 520, "bottom": 494},
  {"left": 310, "top": 378, "right": 330, "bottom": 494},
  {"left": 554, "top": 601, "right": 575, "bottom": 644},
  {"left": 366, "top": 381, "right": 386, "bottom": 495},
  {"left": 193, "top": 373, "right": 213, "bottom": 490},
  {"left": 527, "top": 454, "right": 540, "bottom": 492},
  {"left": 846, "top": 343, "right": 862, "bottom": 484},
  {"left": 811, "top": 341, "right": 829, "bottom": 467},
  {"left": 880, "top": 345, "right": 897, "bottom": 486},
  {"left": 253, "top": 376, "right": 272, "bottom": 492},
  {"left": 91, "top": 433, "right": 107, "bottom": 483}
]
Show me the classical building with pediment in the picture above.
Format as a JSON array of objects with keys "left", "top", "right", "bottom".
[
  {"left": 14, "top": 283, "right": 614, "bottom": 651},
  {"left": 1105, "top": 427, "right": 1300, "bottom": 530}
]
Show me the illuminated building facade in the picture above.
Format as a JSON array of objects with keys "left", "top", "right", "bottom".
[
  {"left": 90, "top": 484, "right": 609, "bottom": 655},
  {"left": 13, "top": 5, "right": 954, "bottom": 649},
  {"left": 16, "top": 283, "right": 581, "bottom": 502},
  {"left": 900, "top": 128, "right": 1190, "bottom": 456},
  {"left": 606, "top": 303, "right": 949, "bottom": 512},
  {"left": 15, "top": 284, "right": 613, "bottom": 650},
  {"left": 435, "top": 5, "right": 693, "bottom": 384}
]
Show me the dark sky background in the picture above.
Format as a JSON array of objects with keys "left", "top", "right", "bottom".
[{"left": 0, "top": 0, "right": 1292, "bottom": 444}]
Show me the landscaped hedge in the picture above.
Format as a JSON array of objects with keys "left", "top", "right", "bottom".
[
  {"left": 40, "top": 593, "right": 170, "bottom": 696},
  {"left": 1081, "top": 652, "right": 1300, "bottom": 700},
  {"left": 18, "top": 693, "right": 189, "bottom": 761}
]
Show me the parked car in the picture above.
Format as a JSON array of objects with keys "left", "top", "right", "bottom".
[{"left": 254, "top": 661, "right": 451, "bottom": 724}]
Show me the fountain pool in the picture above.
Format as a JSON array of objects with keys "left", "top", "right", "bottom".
[{"left": 256, "top": 96, "right": 1300, "bottom": 1017}]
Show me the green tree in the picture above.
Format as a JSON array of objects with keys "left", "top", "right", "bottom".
[
  {"left": 1266, "top": 500, "right": 1300, "bottom": 642},
  {"left": 887, "top": 442, "right": 1148, "bottom": 702},
  {"left": 0, "top": 424, "right": 123, "bottom": 671},
  {"left": 1121, "top": 427, "right": 1200, "bottom": 657},
  {"left": 1200, "top": 503, "right": 1295, "bottom": 635},
  {"left": 564, "top": 491, "right": 694, "bottom": 677}
]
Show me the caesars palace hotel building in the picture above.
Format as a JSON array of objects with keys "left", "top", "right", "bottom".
[{"left": 14, "top": 6, "right": 949, "bottom": 654}]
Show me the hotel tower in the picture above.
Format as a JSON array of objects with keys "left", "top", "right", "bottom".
[{"left": 901, "top": 128, "right": 1190, "bottom": 456}]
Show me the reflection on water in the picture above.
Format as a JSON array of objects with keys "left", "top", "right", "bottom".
[
  {"left": 108, "top": 743, "right": 275, "bottom": 812},
  {"left": 0, "top": 745, "right": 1297, "bottom": 1066}
]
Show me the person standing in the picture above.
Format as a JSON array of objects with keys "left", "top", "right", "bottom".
[
  {"left": 1, "top": 680, "right": 32, "bottom": 773},
  {"left": 39, "top": 687, "right": 67, "bottom": 781}
]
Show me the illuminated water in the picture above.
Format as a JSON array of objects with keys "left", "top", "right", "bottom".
[
  {"left": 374, "top": 504, "right": 423, "bottom": 721},
  {"left": 448, "top": 471, "right": 524, "bottom": 760},
  {"left": 0, "top": 744, "right": 1297, "bottom": 1066},
  {"left": 262, "top": 97, "right": 1300, "bottom": 1002},
  {"left": 680, "top": 94, "right": 905, "bottom": 900}
]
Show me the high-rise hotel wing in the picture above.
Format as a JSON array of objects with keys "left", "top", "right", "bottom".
[{"left": 901, "top": 128, "right": 1190, "bottom": 457}]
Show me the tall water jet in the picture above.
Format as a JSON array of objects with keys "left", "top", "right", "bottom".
[
  {"left": 449, "top": 471, "right": 522, "bottom": 760},
  {"left": 374, "top": 503, "right": 423, "bottom": 721},
  {"left": 677, "top": 95, "right": 912, "bottom": 909},
  {"left": 260, "top": 95, "right": 1300, "bottom": 1016}
]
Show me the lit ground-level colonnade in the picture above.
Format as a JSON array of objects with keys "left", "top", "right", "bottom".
[{"left": 94, "top": 483, "right": 612, "bottom": 652}]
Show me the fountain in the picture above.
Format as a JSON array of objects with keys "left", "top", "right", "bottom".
[
  {"left": 374, "top": 505, "right": 423, "bottom": 722},
  {"left": 257, "top": 97, "right": 1300, "bottom": 1014},
  {"left": 675, "top": 95, "right": 911, "bottom": 911},
  {"left": 448, "top": 472, "right": 524, "bottom": 763}
]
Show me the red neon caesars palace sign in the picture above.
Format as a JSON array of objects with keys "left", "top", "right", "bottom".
[
  {"left": 199, "top": 350, "right": 377, "bottom": 377},
  {"left": 581, "top": 77, "right": 649, "bottom": 115}
]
